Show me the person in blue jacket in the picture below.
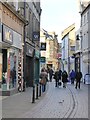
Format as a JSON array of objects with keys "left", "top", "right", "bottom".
[{"left": 69, "top": 70, "right": 76, "bottom": 84}]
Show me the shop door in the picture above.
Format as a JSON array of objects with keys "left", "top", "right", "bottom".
[
  {"left": 26, "top": 56, "right": 34, "bottom": 87},
  {"left": 35, "top": 59, "right": 39, "bottom": 83}
]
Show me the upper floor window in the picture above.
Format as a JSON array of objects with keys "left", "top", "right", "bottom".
[
  {"left": 84, "top": 14, "right": 86, "bottom": 24},
  {"left": 87, "top": 11, "right": 89, "bottom": 22}
]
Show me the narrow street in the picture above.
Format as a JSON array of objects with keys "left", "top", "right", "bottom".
[{"left": 2, "top": 80, "right": 88, "bottom": 118}]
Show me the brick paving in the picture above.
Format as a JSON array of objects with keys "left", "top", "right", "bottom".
[{"left": 1, "top": 80, "right": 89, "bottom": 119}]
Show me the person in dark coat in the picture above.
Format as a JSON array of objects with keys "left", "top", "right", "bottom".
[
  {"left": 58, "top": 69, "right": 62, "bottom": 80},
  {"left": 54, "top": 69, "right": 59, "bottom": 87},
  {"left": 62, "top": 70, "right": 68, "bottom": 88},
  {"left": 69, "top": 70, "right": 76, "bottom": 84},
  {"left": 49, "top": 68, "right": 54, "bottom": 82},
  {"left": 75, "top": 70, "right": 82, "bottom": 89}
]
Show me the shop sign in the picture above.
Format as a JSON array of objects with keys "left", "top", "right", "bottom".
[
  {"left": 35, "top": 50, "right": 40, "bottom": 58},
  {"left": 13, "top": 31, "right": 22, "bottom": 49},
  {"left": 40, "top": 57, "right": 46, "bottom": 63},
  {"left": 40, "top": 43, "right": 46, "bottom": 50},
  {"left": 57, "top": 53, "right": 62, "bottom": 59},
  {"left": 33, "top": 31, "right": 40, "bottom": 41},
  {"left": 26, "top": 43, "right": 34, "bottom": 57},
  {"left": 3, "top": 25, "right": 13, "bottom": 44}
]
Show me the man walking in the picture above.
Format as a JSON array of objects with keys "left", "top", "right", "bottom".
[
  {"left": 54, "top": 69, "right": 59, "bottom": 87},
  {"left": 49, "top": 67, "right": 54, "bottom": 82},
  {"left": 75, "top": 70, "right": 82, "bottom": 89}
]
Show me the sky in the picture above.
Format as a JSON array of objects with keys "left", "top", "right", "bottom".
[{"left": 40, "top": 0, "right": 81, "bottom": 42}]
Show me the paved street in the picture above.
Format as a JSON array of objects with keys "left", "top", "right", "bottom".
[{"left": 1, "top": 80, "right": 89, "bottom": 119}]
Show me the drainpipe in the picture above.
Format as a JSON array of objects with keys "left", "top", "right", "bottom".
[{"left": 23, "top": 1, "right": 29, "bottom": 91}]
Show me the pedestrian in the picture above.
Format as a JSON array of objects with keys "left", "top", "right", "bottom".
[
  {"left": 58, "top": 69, "right": 62, "bottom": 80},
  {"left": 54, "top": 68, "right": 59, "bottom": 87},
  {"left": 62, "top": 70, "right": 68, "bottom": 88},
  {"left": 49, "top": 67, "right": 54, "bottom": 82},
  {"left": 75, "top": 70, "right": 82, "bottom": 89},
  {"left": 69, "top": 69, "right": 76, "bottom": 84},
  {"left": 39, "top": 68, "right": 48, "bottom": 92}
]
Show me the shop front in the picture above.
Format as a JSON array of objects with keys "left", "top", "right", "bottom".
[
  {"left": 0, "top": 2, "right": 25, "bottom": 95},
  {"left": 1, "top": 24, "right": 23, "bottom": 93},
  {"left": 26, "top": 43, "right": 34, "bottom": 87}
]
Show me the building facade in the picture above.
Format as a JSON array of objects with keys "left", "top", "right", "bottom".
[
  {"left": 80, "top": 3, "right": 90, "bottom": 81},
  {"left": 61, "top": 23, "right": 76, "bottom": 74},
  {"left": 18, "top": 2, "right": 41, "bottom": 87},
  {"left": 40, "top": 30, "right": 59, "bottom": 71},
  {"left": 0, "top": 1, "right": 41, "bottom": 95},
  {"left": 0, "top": 1, "right": 25, "bottom": 93}
]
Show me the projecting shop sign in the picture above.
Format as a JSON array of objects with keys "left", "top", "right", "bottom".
[{"left": 33, "top": 31, "right": 40, "bottom": 41}]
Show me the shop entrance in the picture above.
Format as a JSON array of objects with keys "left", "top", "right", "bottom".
[{"left": 26, "top": 56, "right": 34, "bottom": 87}]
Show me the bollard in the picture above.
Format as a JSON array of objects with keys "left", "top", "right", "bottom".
[
  {"left": 32, "top": 85, "right": 35, "bottom": 103},
  {"left": 36, "top": 84, "right": 39, "bottom": 99},
  {"left": 39, "top": 83, "right": 41, "bottom": 97}
]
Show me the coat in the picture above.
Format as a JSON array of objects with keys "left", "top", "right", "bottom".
[
  {"left": 62, "top": 71, "right": 68, "bottom": 83},
  {"left": 75, "top": 71, "right": 82, "bottom": 81},
  {"left": 70, "top": 70, "right": 76, "bottom": 79},
  {"left": 54, "top": 71, "right": 59, "bottom": 81},
  {"left": 39, "top": 71, "right": 48, "bottom": 85}
]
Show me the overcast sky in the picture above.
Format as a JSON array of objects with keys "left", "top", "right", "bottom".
[{"left": 40, "top": 0, "right": 81, "bottom": 42}]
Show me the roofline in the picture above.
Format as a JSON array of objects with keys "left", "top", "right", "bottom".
[
  {"left": 81, "top": 3, "right": 90, "bottom": 15},
  {"left": 61, "top": 23, "right": 75, "bottom": 40}
]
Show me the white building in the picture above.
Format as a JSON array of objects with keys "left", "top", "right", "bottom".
[
  {"left": 80, "top": 3, "right": 90, "bottom": 82},
  {"left": 61, "top": 24, "right": 75, "bottom": 74}
]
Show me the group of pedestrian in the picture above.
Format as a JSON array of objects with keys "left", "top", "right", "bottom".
[
  {"left": 54, "top": 69, "right": 68, "bottom": 88},
  {"left": 54, "top": 68, "right": 82, "bottom": 89},
  {"left": 69, "top": 69, "right": 82, "bottom": 89},
  {"left": 39, "top": 66, "right": 83, "bottom": 91}
]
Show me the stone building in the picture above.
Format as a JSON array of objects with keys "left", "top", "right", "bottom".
[
  {"left": 0, "top": 1, "right": 26, "bottom": 94},
  {"left": 0, "top": 1, "right": 41, "bottom": 95},
  {"left": 40, "top": 30, "right": 59, "bottom": 71}
]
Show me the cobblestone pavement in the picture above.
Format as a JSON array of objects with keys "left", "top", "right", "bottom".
[
  {"left": 20, "top": 81, "right": 88, "bottom": 118},
  {"left": 2, "top": 80, "right": 89, "bottom": 119}
]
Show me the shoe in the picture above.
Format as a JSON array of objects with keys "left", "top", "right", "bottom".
[{"left": 75, "top": 87, "right": 77, "bottom": 89}]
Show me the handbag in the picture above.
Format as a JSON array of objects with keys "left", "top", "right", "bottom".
[
  {"left": 40, "top": 79, "right": 46, "bottom": 84},
  {"left": 40, "top": 79, "right": 44, "bottom": 84}
]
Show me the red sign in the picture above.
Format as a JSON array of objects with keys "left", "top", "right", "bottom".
[{"left": 57, "top": 53, "right": 62, "bottom": 58}]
